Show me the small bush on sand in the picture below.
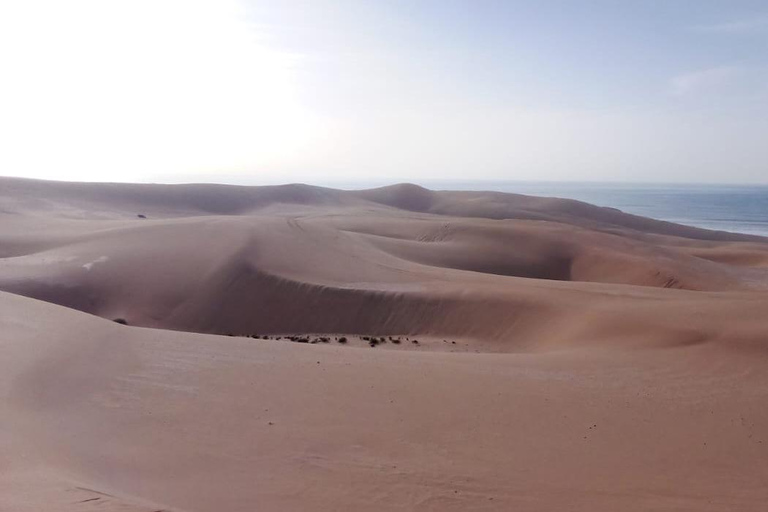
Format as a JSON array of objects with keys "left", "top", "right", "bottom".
[{"left": 338, "top": 337, "right": 347, "bottom": 343}]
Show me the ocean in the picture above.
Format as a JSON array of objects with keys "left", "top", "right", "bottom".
[{"left": 410, "top": 181, "right": 768, "bottom": 238}]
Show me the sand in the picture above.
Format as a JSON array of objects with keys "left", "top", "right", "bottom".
[{"left": 2, "top": 177, "right": 768, "bottom": 511}]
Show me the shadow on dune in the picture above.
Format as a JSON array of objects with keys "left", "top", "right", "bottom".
[{"left": 2, "top": 178, "right": 768, "bottom": 352}]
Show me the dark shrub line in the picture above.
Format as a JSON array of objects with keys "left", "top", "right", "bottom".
[{"left": 221, "top": 332, "right": 442, "bottom": 348}]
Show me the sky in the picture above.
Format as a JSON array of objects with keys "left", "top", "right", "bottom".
[{"left": 1, "top": 0, "right": 767, "bottom": 185}]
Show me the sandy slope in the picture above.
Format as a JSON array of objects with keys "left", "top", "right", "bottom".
[{"left": 2, "top": 177, "right": 768, "bottom": 510}]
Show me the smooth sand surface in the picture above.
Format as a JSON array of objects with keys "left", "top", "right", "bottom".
[{"left": 2, "top": 177, "right": 768, "bottom": 510}]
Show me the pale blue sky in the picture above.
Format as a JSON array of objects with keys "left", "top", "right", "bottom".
[{"left": 1, "top": 0, "right": 767, "bottom": 184}]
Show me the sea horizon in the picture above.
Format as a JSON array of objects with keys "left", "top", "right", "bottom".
[{"left": 322, "top": 179, "right": 768, "bottom": 238}]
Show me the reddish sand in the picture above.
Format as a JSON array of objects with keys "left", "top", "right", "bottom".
[{"left": 2, "top": 177, "right": 768, "bottom": 511}]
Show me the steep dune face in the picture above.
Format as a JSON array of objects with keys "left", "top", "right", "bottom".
[
  {"left": 348, "top": 217, "right": 755, "bottom": 290},
  {"left": 2, "top": 177, "right": 768, "bottom": 351},
  {"left": 4, "top": 178, "right": 768, "bottom": 511},
  {"left": 3, "top": 177, "right": 768, "bottom": 350},
  {"left": 3, "top": 291, "right": 768, "bottom": 512}
]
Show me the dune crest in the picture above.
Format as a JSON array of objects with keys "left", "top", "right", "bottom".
[
  {"left": 2, "top": 177, "right": 768, "bottom": 350},
  {"left": 2, "top": 178, "right": 768, "bottom": 511}
]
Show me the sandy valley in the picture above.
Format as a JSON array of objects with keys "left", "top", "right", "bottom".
[{"left": 2, "top": 177, "right": 768, "bottom": 511}]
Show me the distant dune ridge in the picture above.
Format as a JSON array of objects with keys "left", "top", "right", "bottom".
[{"left": 2, "top": 177, "right": 768, "bottom": 511}]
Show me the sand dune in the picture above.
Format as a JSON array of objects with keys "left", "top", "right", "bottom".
[{"left": 2, "top": 177, "right": 768, "bottom": 510}]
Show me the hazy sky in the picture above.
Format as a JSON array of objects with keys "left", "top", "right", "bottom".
[{"left": 1, "top": 0, "right": 767, "bottom": 185}]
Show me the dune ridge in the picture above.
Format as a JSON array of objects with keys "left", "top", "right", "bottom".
[
  {"left": 2, "top": 177, "right": 768, "bottom": 350},
  {"left": 2, "top": 177, "right": 768, "bottom": 511}
]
